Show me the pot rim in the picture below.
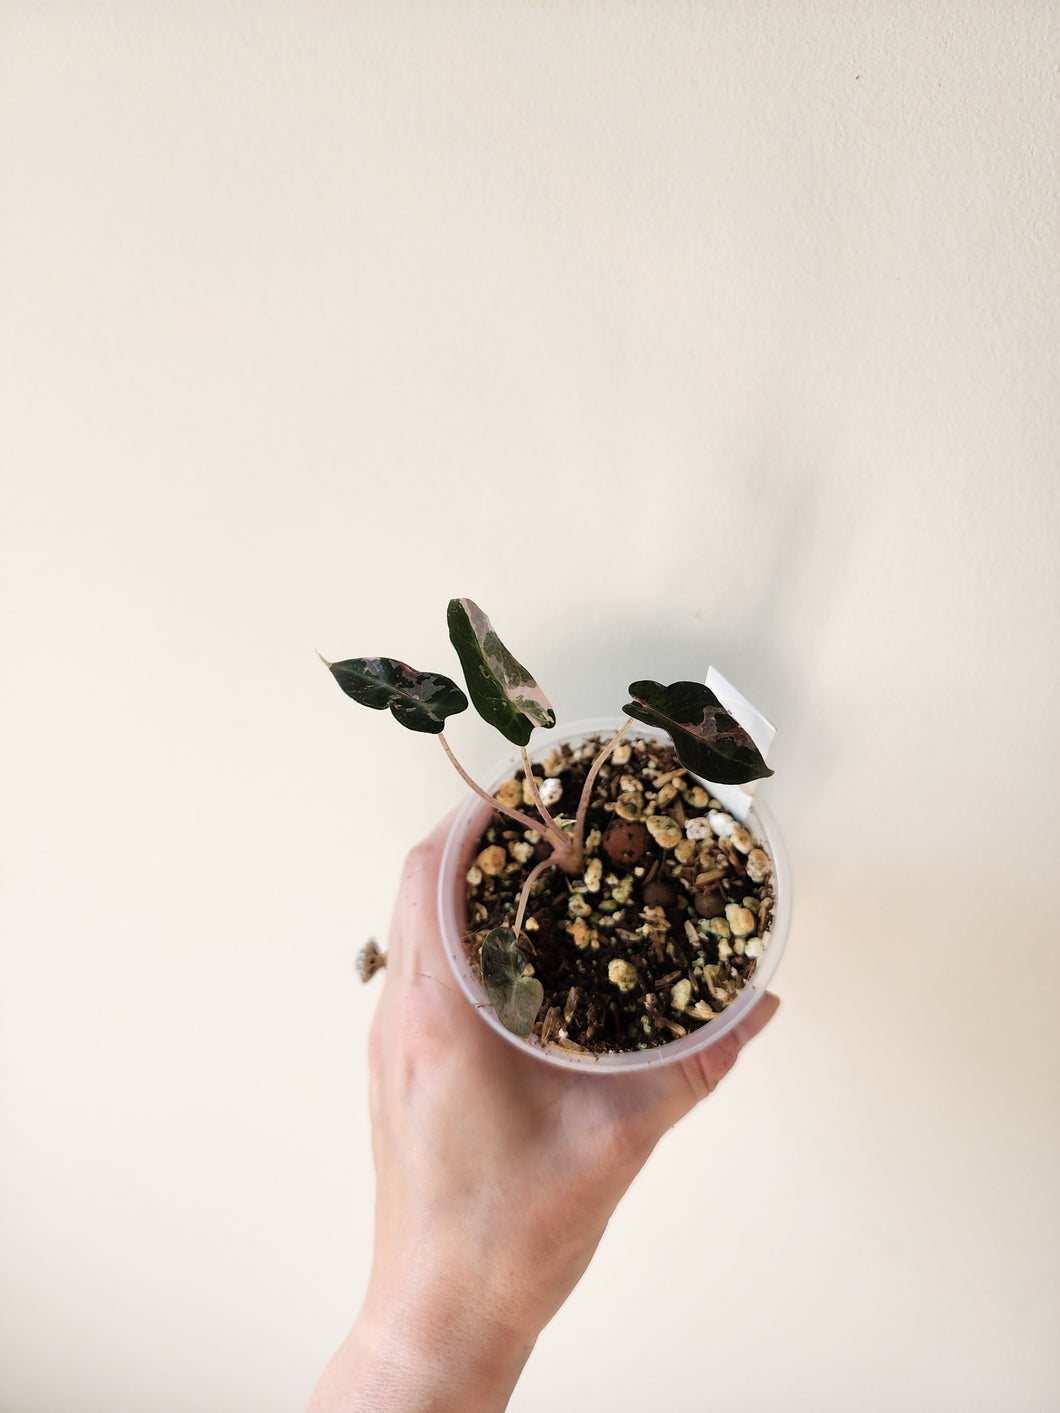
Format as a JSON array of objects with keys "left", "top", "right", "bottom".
[{"left": 437, "top": 717, "right": 791, "bottom": 1073}]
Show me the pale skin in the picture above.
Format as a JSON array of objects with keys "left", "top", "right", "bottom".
[{"left": 306, "top": 811, "right": 781, "bottom": 1413}]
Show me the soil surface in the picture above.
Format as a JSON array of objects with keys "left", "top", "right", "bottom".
[{"left": 463, "top": 734, "right": 776, "bottom": 1055}]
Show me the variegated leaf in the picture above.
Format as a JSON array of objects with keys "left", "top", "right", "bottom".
[
  {"left": 623, "top": 679, "right": 773, "bottom": 784},
  {"left": 480, "top": 926, "right": 544, "bottom": 1038},
  {"left": 321, "top": 654, "right": 468, "bottom": 734},
  {"left": 447, "top": 598, "right": 556, "bottom": 747}
]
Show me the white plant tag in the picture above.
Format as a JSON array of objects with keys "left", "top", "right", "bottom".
[{"left": 699, "top": 667, "right": 776, "bottom": 823}]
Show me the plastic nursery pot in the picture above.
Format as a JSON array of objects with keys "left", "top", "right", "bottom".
[{"left": 437, "top": 718, "right": 791, "bottom": 1074}]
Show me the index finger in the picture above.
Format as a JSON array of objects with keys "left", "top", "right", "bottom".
[{"left": 385, "top": 807, "right": 460, "bottom": 979}]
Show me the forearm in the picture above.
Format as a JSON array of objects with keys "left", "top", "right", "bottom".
[{"left": 305, "top": 1282, "right": 536, "bottom": 1413}]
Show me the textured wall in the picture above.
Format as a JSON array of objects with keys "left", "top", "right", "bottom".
[{"left": 2, "top": 5, "right": 1058, "bottom": 1410}]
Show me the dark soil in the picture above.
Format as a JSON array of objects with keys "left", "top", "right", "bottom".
[{"left": 462, "top": 734, "right": 776, "bottom": 1055}]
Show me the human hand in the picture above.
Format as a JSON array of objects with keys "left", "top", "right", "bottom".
[{"left": 306, "top": 811, "right": 780, "bottom": 1413}]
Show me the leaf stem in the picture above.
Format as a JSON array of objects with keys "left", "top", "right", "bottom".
[
  {"left": 572, "top": 718, "right": 633, "bottom": 857},
  {"left": 437, "top": 734, "right": 570, "bottom": 850},
  {"left": 514, "top": 856, "right": 557, "bottom": 939},
  {"left": 520, "top": 747, "right": 563, "bottom": 840}
]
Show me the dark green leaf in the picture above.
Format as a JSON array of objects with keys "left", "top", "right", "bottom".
[
  {"left": 447, "top": 599, "right": 556, "bottom": 747},
  {"left": 623, "top": 680, "right": 773, "bottom": 784},
  {"left": 480, "top": 927, "right": 544, "bottom": 1038},
  {"left": 321, "top": 654, "right": 468, "bottom": 734}
]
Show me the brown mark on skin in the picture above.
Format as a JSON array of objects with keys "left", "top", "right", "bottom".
[{"left": 357, "top": 939, "right": 387, "bottom": 982}]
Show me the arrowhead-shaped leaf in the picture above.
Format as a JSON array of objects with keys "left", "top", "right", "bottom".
[
  {"left": 480, "top": 927, "right": 545, "bottom": 1038},
  {"left": 321, "top": 655, "right": 468, "bottom": 734},
  {"left": 623, "top": 680, "right": 773, "bottom": 784},
  {"left": 447, "top": 599, "right": 556, "bottom": 748}
]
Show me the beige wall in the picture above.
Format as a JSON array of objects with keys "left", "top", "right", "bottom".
[{"left": 2, "top": 5, "right": 1057, "bottom": 1409}]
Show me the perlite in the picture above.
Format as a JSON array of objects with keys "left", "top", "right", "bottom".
[
  {"left": 645, "top": 814, "right": 683, "bottom": 848},
  {"left": 608, "top": 958, "right": 639, "bottom": 993}
]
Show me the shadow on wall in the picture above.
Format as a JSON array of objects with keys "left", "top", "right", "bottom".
[{"left": 556, "top": 455, "right": 867, "bottom": 796}]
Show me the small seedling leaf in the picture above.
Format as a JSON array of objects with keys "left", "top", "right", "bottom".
[
  {"left": 447, "top": 599, "right": 556, "bottom": 747},
  {"left": 322, "top": 655, "right": 468, "bottom": 734},
  {"left": 624, "top": 679, "right": 773, "bottom": 784},
  {"left": 480, "top": 926, "right": 545, "bottom": 1038}
]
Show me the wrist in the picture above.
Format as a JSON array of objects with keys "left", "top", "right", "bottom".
[
  {"left": 307, "top": 1267, "right": 537, "bottom": 1413},
  {"left": 364, "top": 1292, "right": 533, "bottom": 1411}
]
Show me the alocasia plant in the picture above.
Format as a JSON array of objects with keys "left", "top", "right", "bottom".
[
  {"left": 321, "top": 599, "right": 772, "bottom": 1035},
  {"left": 478, "top": 927, "right": 545, "bottom": 1039}
]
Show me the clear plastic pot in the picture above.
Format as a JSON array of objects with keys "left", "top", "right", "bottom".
[{"left": 437, "top": 718, "right": 791, "bottom": 1073}]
